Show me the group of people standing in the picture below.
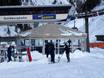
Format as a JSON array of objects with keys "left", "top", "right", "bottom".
[
  {"left": 45, "top": 40, "right": 72, "bottom": 63},
  {"left": 64, "top": 39, "right": 71, "bottom": 62},
  {"left": 45, "top": 40, "right": 55, "bottom": 63},
  {"left": 7, "top": 45, "right": 15, "bottom": 62},
  {"left": 7, "top": 39, "right": 72, "bottom": 63}
]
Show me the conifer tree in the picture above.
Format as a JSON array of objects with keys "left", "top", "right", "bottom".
[{"left": 77, "top": 0, "right": 101, "bottom": 12}]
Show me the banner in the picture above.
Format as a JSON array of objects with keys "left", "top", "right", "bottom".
[
  {"left": 0, "top": 15, "right": 32, "bottom": 21},
  {"left": 0, "top": 14, "right": 68, "bottom": 22},
  {"left": 56, "top": 14, "right": 68, "bottom": 20},
  {"left": 32, "top": 14, "right": 56, "bottom": 19},
  {"left": 32, "top": 14, "right": 68, "bottom": 20}
]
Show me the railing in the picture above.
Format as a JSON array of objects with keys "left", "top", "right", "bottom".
[{"left": 90, "top": 42, "right": 104, "bottom": 48}]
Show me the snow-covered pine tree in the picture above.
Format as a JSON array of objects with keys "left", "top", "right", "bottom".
[{"left": 77, "top": 0, "right": 101, "bottom": 13}]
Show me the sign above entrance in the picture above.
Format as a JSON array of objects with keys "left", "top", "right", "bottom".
[
  {"left": 0, "top": 15, "right": 32, "bottom": 21},
  {"left": 33, "top": 14, "right": 56, "bottom": 19},
  {"left": 0, "top": 14, "right": 68, "bottom": 23},
  {"left": 0, "top": 5, "right": 71, "bottom": 23}
]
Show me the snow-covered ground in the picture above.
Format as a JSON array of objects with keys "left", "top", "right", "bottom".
[
  {"left": 0, "top": 48, "right": 104, "bottom": 78},
  {"left": 0, "top": 1, "right": 104, "bottom": 78}
]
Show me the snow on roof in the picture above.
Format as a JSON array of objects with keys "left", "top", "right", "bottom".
[{"left": 20, "top": 24, "right": 86, "bottom": 39}]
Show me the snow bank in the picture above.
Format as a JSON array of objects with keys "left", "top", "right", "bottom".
[
  {"left": 0, "top": 48, "right": 104, "bottom": 78},
  {"left": 23, "top": 51, "right": 48, "bottom": 64},
  {"left": 70, "top": 49, "right": 89, "bottom": 59}
]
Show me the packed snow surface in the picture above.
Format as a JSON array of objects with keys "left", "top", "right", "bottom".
[{"left": 0, "top": 48, "right": 104, "bottom": 78}]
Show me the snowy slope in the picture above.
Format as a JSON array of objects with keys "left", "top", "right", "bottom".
[
  {"left": 0, "top": 48, "right": 104, "bottom": 78},
  {"left": 65, "top": 15, "right": 104, "bottom": 42},
  {"left": 89, "top": 15, "right": 104, "bottom": 42},
  {"left": 65, "top": 0, "right": 104, "bottom": 42},
  {"left": 0, "top": 1, "right": 104, "bottom": 78}
]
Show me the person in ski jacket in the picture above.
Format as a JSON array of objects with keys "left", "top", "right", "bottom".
[
  {"left": 48, "top": 40, "right": 55, "bottom": 63},
  {"left": 45, "top": 41, "right": 50, "bottom": 58},
  {"left": 7, "top": 45, "right": 13, "bottom": 62},
  {"left": 64, "top": 42, "right": 71, "bottom": 62}
]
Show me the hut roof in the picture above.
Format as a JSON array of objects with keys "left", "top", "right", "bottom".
[{"left": 20, "top": 24, "right": 86, "bottom": 39}]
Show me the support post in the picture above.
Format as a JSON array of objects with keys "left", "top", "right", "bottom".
[
  {"left": 85, "top": 11, "right": 90, "bottom": 52},
  {"left": 42, "top": 40, "right": 45, "bottom": 54}
]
